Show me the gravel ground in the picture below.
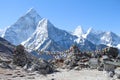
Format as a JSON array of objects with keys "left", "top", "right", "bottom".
[{"left": 0, "top": 68, "right": 120, "bottom": 80}]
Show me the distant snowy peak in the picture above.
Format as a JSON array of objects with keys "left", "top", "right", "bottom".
[
  {"left": 3, "top": 8, "right": 42, "bottom": 45},
  {"left": 73, "top": 26, "right": 84, "bottom": 37},
  {"left": 100, "top": 31, "right": 120, "bottom": 46},
  {"left": 84, "top": 29, "right": 120, "bottom": 47},
  {"left": 82, "top": 28, "right": 102, "bottom": 44},
  {"left": 86, "top": 27, "right": 93, "bottom": 34},
  {"left": 83, "top": 28, "right": 96, "bottom": 38},
  {"left": 101, "top": 32, "right": 112, "bottom": 42}
]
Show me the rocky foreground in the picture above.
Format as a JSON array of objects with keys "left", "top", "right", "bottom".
[
  {"left": 0, "top": 44, "right": 120, "bottom": 80},
  {"left": 0, "top": 67, "right": 120, "bottom": 80}
]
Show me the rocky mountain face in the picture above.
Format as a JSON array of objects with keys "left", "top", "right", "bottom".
[
  {"left": 2, "top": 8, "right": 120, "bottom": 52},
  {"left": 0, "top": 37, "right": 15, "bottom": 60}
]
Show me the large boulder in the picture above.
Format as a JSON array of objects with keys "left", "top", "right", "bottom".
[
  {"left": 103, "top": 47, "right": 119, "bottom": 59},
  {"left": 115, "top": 68, "right": 120, "bottom": 79},
  {"left": 0, "top": 62, "right": 12, "bottom": 69},
  {"left": 89, "top": 58, "right": 99, "bottom": 69},
  {"left": 27, "top": 58, "right": 54, "bottom": 74},
  {"left": 103, "top": 63, "right": 116, "bottom": 72}
]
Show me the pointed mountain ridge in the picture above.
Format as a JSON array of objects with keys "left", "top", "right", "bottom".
[
  {"left": 26, "top": 8, "right": 37, "bottom": 13},
  {"left": 3, "top": 8, "right": 42, "bottom": 45},
  {"left": 22, "top": 18, "right": 76, "bottom": 51},
  {"left": 34, "top": 18, "right": 56, "bottom": 37},
  {"left": 100, "top": 31, "right": 120, "bottom": 46},
  {"left": 25, "top": 8, "right": 41, "bottom": 18},
  {"left": 36, "top": 18, "right": 53, "bottom": 29},
  {"left": 73, "top": 26, "right": 84, "bottom": 37}
]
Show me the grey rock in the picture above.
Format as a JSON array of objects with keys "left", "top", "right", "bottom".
[
  {"left": 115, "top": 68, "right": 120, "bottom": 79},
  {"left": 108, "top": 71, "right": 115, "bottom": 77},
  {"left": 28, "top": 59, "right": 54, "bottom": 74},
  {"left": 0, "top": 62, "right": 12, "bottom": 69},
  {"left": 89, "top": 58, "right": 99, "bottom": 69}
]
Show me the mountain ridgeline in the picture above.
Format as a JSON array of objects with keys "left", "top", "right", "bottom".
[{"left": 2, "top": 8, "right": 120, "bottom": 52}]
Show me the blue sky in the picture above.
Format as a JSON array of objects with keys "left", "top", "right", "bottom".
[{"left": 0, "top": 0, "right": 120, "bottom": 35}]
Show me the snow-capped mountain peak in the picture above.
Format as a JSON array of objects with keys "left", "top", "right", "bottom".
[
  {"left": 22, "top": 18, "right": 76, "bottom": 51},
  {"left": 26, "top": 8, "right": 36, "bottom": 13},
  {"left": 73, "top": 26, "right": 84, "bottom": 37},
  {"left": 25, "top": 8, "right": 41, "bottom": 19},
  {"left": 100, "top": 31, "right": 120, "bottom": 46},
  {"left": 35, "top": 18, "right": 56, "bottom": 37},
  {"left": 87, "top": 27, "right": 93, "bottom": 33},
  {"left": 82, "top": 27, "right": 93, "bottom": 38},
  {"left": 36, "top": 18, "right": 51, "bottom": 29},
  {"left": 3, "top": 8, "right": 42, "bottom": 45},
  {"left": 86, "top": 27, "right": 97, "bottom": 35}
]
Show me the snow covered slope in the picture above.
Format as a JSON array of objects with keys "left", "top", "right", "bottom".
[
  {"left": 0, "top": 29, "right": 5, "bottom": 37},
  {"left": 73, "top": 26, "right": 84, "bottom": 37},
  {"left": 100, "top": 31, "right": 120, "bottom": 47},
  {"left": 2, "top": 8, "right": 120, "bottom": 51},
  {"left": 83, "top": 28, "right": 101, "bottom": 44},
  {"left": 22, "top": 18, "right": 76, "bottom": 51},
  {"left": 74, "top": 27, "right": 120, "bottom": 49},
  {"left": 72, "top": 26, "right": 120, "bottom": 50},
  {"left": 2, "top": 8, "right": 42, "bottom": 45}
]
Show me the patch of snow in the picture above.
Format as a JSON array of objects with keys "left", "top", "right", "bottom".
[
  {"left": 117, "top": 44, "right": 120, "bottom": 49},
  {"left": 0, "top": 28, "right": 5, "bottom": 37}
]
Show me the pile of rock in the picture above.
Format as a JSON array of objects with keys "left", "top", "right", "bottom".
[
  {"left": 12, "top": 45, "right": 55, "bottom": 74},
  {"left": 102, "top": 47, "right": 119, "bottom": 59},
  {"left": 13, "top": 45, "right": 28, "bottom": 67},
  {"left": 64, "top": 53, "right": 79, "bottom": 69},
  {"left": 63, "top": 53, "right": 90, "bottom": 70}
]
